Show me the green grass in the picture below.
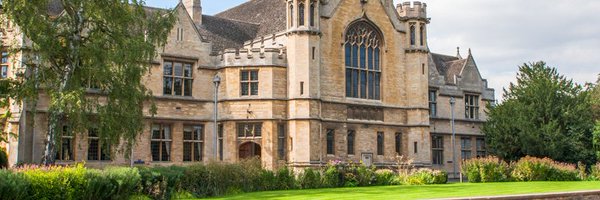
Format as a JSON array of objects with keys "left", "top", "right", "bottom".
[{"left": 203, "top": 182, "right": 600, "bottom": 200}]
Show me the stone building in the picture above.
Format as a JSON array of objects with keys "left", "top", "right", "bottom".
[{"left": 1, "top": 0, "right": 494, "bottom": 174}]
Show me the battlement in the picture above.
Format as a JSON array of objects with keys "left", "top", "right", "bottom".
[
  {"left": 218, "top": 47, "right": 287, "bottom": 67},
  {"left": 396, "top": 1, "right": 427, "bottom": 19}
]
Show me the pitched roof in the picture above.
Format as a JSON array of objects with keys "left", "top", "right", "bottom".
[
  {"left": 197, "top": 15, "right": 259, "bottom": 53},
  {"left": 215, "top": 0, "right": 286, "bottom": 38},
  {"left": 430, "top": 53, "right": 466, "bottom": 83}
]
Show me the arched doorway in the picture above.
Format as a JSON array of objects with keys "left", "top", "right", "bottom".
[{"left": 239, "top": 142, "right": 261, "bottom": 160}]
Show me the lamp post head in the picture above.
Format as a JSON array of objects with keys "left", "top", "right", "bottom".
[
  {"left": 213, "top": 75, "right": 221, "bottom": 87},
  {"left": 449, "top": 97, "right": 456, "bottom": 105}
]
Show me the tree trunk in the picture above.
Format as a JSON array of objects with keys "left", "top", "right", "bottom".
[{"left": 42, "top": 111, "right": 59, "bottom": 165}]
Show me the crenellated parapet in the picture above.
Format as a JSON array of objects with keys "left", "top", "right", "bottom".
[
  {"left": 396, "top": 1, "right": 428, "bottom": 21},
  {"left": 218, "top": 47, "right": 287, "bottom": 67}
]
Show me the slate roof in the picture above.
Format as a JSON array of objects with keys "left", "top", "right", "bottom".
[
  {"left": 215, "top": 0, "right": 286, "bottom": 38},
  {"left": 195, "top": 0, "right": 286, "bottom": 53},
  {"left": 430, "top": 53, "right": 467, "bottom": 83}
]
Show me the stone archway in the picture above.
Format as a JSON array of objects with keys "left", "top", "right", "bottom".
[{"left": 239, "top": 142, "right": 261, "bottom": 160}]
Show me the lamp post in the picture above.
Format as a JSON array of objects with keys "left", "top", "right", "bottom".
[
  {"left": 450, "top": 97, "right": 457, "bottom": 179},
  {"left": 213, "top": 75, "right": 221, "bottom": 160}
]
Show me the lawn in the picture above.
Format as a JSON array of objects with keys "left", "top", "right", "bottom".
[{"left": 206, "top": 181, "right": 600, "bottom": 200}]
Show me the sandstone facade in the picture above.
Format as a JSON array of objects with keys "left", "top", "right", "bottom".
[{"left": 1, "top": 0, "right": 495, "bottom": 173}]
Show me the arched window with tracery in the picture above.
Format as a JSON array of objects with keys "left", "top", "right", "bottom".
[
  {"left": 419, "top": 24, "right": 425, "bottom": 46},
  {"left": 309, "top": 2, "right": 315, "bottom": 26},
  {"left": 345, "top": 21, "right": 382, "bottom": 100},
  {"left": 298, "top": 2, "right": 305, "bottom": 26},
  {"left": 410, "top": 23, "right": 416, "bottom": 46}
]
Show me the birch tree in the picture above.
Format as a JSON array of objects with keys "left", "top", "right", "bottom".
[{"left": 3, "top": 0, "right": 175, "bottom": 164}]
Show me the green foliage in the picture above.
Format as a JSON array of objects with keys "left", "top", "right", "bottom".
[
  {"left": 590, "top": 163, "right": 600, "bottom": 181},
  {"left": 406, "top": 169, "right": 448, "bottom": 185},
  {"left": 274, "top": 167, "right": 297, "bottom": 190},
  {"left": 0, "top": 170, "right": 32, "bottom": 200},
  {"left": 137, "top": 166, "right": 185, "bottom": 200},
  {"left": 298, "top": 168, "right": 322, "bottom": 189},
  {"left": 461, "top": 156, "right": 511, "bottom": 183},
  {"left": 3, "top": 164, "right": 139, "bottom": 200},
  {"left": 0, "top": 148, "right": 8, "bottom": 169},
  {"left": 374, "top": 169, "right": 396, "bottom": 185},
  {"left": 483, "top": 62, "right": 596, "bottom": 165},
  {"left": 3, "top": 0, "right": 176, "bottom": 164},
  {"left": 511, "top": 156, "right": 580, "bottom": 181},
  {"left": 322, "top": 163, "right": 344, "bottom": 188}
]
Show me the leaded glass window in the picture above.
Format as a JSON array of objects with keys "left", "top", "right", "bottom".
[{"left": 345, "top": 21, "right": 382, "bottom": 100}]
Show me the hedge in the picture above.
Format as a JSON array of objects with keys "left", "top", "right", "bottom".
[
  {"left": 462, "top": 156, "right": 585, "bottom": 183},
  {"left": 0, "top": 159, "right": 450, "bottom": 200}
]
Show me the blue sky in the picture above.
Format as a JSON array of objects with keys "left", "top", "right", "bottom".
[
  {"left": 144, "top": 0, "right": 600, "bottom": 100},
  {"left": 145, "top": 0, "right": 245, "bottom": 15}
]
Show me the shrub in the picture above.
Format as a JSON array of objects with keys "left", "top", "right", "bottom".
[
  {"left": 180, "top": 158, "right": 268, "bottom": 198},
  {"left": 0, "top": 148, "right": 8, "bottom": 169},
  {"left": 511, "top": 156, "right": 579, "bottom": 181},
  {"left": 406, "top": 168, "right": 447, "bottom": 185},
  {"left": 461, "top": 156, "right": 511, "bottom": 183},
  {"left": 137, "top": 166, "right": 185, "bottom": 200},
  {"left": 590, "top": 163, "right": 600, "bottom": 181},
  {"left": 354, "top": 164, "right": 376, "bottom": 186},
  {"left": 21, "top": 164, "right": 89, "bottom": 200},
  {"left": 322, "top": 161, "right": 344, "bottom": 188},
  {"left": 298, "top": 167, "right": 322, "bottom": 189},
  {"left": 274, "top": 167, "right": 296, "bottom": 190},
  {"left": 84, "top": 167, "right": 140, "bottom": 200},
  {"left": 0, "top": 170, "right": 31, "bottom": 200},
  {"left": 374, "top": 169, "right": 397, "bottom": 185}
]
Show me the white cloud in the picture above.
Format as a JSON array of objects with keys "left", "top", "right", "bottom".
[{"left": 404, "top": 0, "right": 600, "bottom": 100}]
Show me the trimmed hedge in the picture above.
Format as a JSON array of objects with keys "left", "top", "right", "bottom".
[{"left": 462, "top": 156, "right": 583, "bottom": 183}]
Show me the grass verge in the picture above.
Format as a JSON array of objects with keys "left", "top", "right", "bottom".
[{"left": 204, "top": 181, "right": 600, "bottom": 200}]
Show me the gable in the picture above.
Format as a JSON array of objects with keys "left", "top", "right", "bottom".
[{"left": 322, "top": 0, "right": 405, "bottom": 32}]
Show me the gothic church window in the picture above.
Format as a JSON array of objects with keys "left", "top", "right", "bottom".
[
  {"left": 163, "top": 61, "right": 193, "bottom": 96},
  {"left": 309, "top": 2, "right": 315, "bottom": 26},
  {"left": 345, "top": 21, "right": 382, "bottom": 100},
  {"left": 409, "top": 23, "right": 416, "bottom": 46},
  {"left": 419, "top": 24, "right": 425, "bottom": 46},
  {"left": 298, "top": 2, "right": 305, "bottom": 26}
]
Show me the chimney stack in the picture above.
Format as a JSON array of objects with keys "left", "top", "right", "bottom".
[{"left": 183, "top": 0, "right": 202, "bottom": 25}]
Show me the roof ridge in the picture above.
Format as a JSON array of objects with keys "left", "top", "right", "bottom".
[{"left": 204, "top": 15, "right": 261, "bottom": 26}]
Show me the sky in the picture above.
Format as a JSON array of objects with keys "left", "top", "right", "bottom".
[{"left": 145, "top": 0, "right": 600, "bottom": 101}]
